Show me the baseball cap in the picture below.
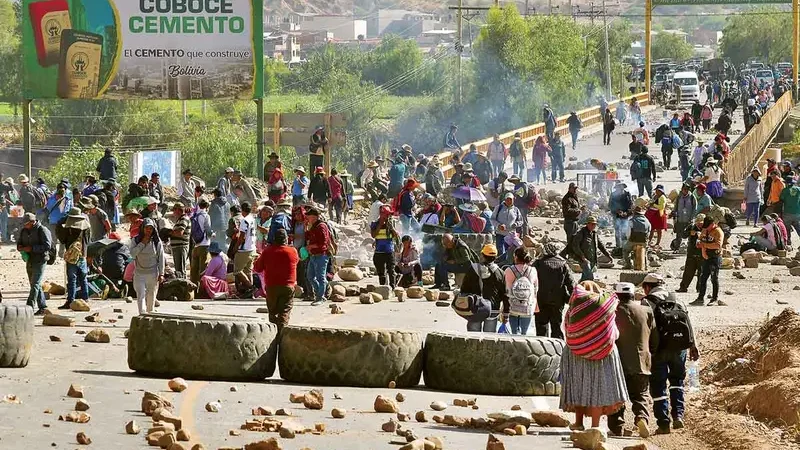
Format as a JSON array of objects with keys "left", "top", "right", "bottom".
[
  {"left": 642, "top": 273, "right": 664, "bottom": 285},
  {"left": 22, "top": 212, "right": 37, "bottom": 224},
  {"left": 481, "top": 244, "right": 498, "bottom": 257},
  {"left": 615, "top": 282, "right": 635, "bottom": 294}
]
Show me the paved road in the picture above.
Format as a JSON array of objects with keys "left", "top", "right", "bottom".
[{"left": 0, "top": 100, "right": 746, "bottom": 450}]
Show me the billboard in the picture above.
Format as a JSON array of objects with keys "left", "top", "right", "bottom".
[
  {"left": 131, "top": 150, "right": 180, "bottom": 187},
  {"left": 22, "top": 0, "right": 264, "bottom": 100}
]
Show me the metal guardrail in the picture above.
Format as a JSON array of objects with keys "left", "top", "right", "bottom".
[
  {"left": 724, "top": 93, "right": 793, "bottom": 185},
  {"left": 436, "top": 92, "right": 651, "bottom": 180},
  {"left": 352, "top": 92, "right": 650, "bottom": 201}
]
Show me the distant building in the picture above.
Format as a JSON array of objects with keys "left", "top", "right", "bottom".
[
  {"left": 690, "top": 29, "right": 719, "bottom": 46},
  {"left": 264, "top": 30, "right": 301, "bottom": 63},
  {"left": 369, "top": 9, "right": 440, "bottom": 38}
]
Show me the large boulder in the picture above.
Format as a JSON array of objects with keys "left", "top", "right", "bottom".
[{"left": 337, "top": 267, "right": 364, "bottom": 282}]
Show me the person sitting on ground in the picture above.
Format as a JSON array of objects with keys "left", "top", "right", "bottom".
[
  {"left": 254, "top": 229, "right": 299, "bottom": 330},
  {"left": 395, "top": 235, "right": 423, "bottom": 288},
  {"left": 199, "top": 242, "right": 228, "bottom": 299},
  {"left": 560, "top": 281, "right": 629, "bottom": 431},
  {"left": 459, "top": 244, "right": 509, "bottom": 332}
]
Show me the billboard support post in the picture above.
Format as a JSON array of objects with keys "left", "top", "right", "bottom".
[
  {"left": 256, "top": 98, "right": 264, "bottom": 180},
  {"left": 23, "top": 99, "right": 32, "bottom": 178}
]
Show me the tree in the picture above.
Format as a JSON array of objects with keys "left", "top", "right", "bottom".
[
  {"left": 720, "top": 7, "right": 791, "bottom": 66},
  {"left": 651, "top": 32, "right": 694, "bottom": 61},
  {"left": 0, "top": 0, "right": 21, "bottom": 103},
  {"left": 38, "top": 142, "right": 131, "bottom": 187}
]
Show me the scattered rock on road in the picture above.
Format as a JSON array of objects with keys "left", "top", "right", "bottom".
[
  {"left": 125, "top": 420, "right": 140, "bottom": 434},
  {"left": 49, "top": 335, "right": 61, "bottom": 342},
  {"left": 43, "top": 314, "right": 75, "bottom": 327},
  {"left": 205, "top": 401, "right": 221, "bottom": 412},
  {"left": 70, "top": 299, "right": 90, "bottom": 312},
  {"left": 289, "top": 393, "right": 304, "bottom": 403},
  {"left": 76, "top": 432, "right": 91, "bottom": 445},
  {"left": 331, "top": 408, "right": 346, "bottom": 418},
  {"left": 303, "top": 389, "right": 324, "bottom": 410},
  {"left": 430, "top": 401, "right": 447, "bottom": 411},
  {"left": 396, "top": 392, "right": 405, "bottom": 402},
  {"left": 415, "top": 411, "right": 427, "bottom": 422},
  {"left": 486, "top": 434, "right": 505, "bottom": 450},
  {"left": 571, "top": 428, "right": 607, "bottom": 450},
  {"left": 75, "top": 399, "right": 90, "bottom": 412},
  {"left": 381, "top": 419, "right": 399, "bottom": 432},
  {"left": 243, "top": 438, "right": 281, "bottom": 450},
  {"left": 168, "top": 378, "right": 188, "bottom": 393},
  {"left": 67, "top": 384, "right": 84, "bottom": 398},
  {"left": 84, "top": 329, "right": 110, "bottom": 343},
  {"left": 532, "top": 410, "right": 570, "bottom": 427},
  {"left": 191, "top": 304, "right": 204, "bottom": 310},
  {"left": 176, "top": 429, "right": 191, "bottom": 441},
  {"left": 374, "top": 395, "right": 399, "bottom": 413}
]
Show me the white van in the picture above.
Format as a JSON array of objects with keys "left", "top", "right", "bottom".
[
  {"left": 672, "top": 71, "right": 700, "bottom": 103},
  {"left": 755, "top": 69, "right": 775, "bottom": 87}
]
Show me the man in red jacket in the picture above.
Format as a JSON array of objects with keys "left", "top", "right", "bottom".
[
  {"left": 254, "top": 229, "right": 299, "bottom": 329},
  {"left": 304, "top": 207, "right": 331, "bottom": 306}
]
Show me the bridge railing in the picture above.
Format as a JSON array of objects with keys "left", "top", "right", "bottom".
[
  {"left": 436, "top": 92, "right": 651, "bottom": 180},
  {"left": 353, "top": 91, "right": 650, "bottom": 200},
  {"left": 724, "top": 93, "right": 793, "bottom": 185}
]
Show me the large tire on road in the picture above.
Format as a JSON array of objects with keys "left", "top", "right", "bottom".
[
  {"left": 128, "top": 313, "right": 278, "bottom": 381},
  {"left": 424, "top": 332, "right": 563, "bottom": 396},
  {"left": 0, "top": 305, "right": 34, "bottom": 368},
  {"left": 278, "top": 326, "right": 423, "bottom": 388},
  {"left": 619, "top": 271, "right": 648, "bottom": 285}
]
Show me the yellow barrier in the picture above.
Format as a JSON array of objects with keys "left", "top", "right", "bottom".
[
  {"left": 352, "top": 92, "right": 650, "bottom": 201},
  {"left": 437, "top": 92, "right": 651, "bottom": 179},
  {"left": 723, "top": 93, "right": 793, "bottom": 186}
]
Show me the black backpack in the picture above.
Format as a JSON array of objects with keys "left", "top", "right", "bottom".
[{"left": 649, "top": 295, "right": 693, "bottom": 352}]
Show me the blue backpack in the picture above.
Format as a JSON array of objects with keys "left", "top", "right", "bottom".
[{"left": 190, "top": 213, "right": 206, "bottom": 244}]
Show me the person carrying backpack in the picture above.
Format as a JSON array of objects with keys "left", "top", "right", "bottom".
[
  {"left": 641, "top": 273, "right": 700, "bottom": 435},
  {"left": 504, "top": 248, "right": 537, "bottom": 335},
  {"left": 16, "top": 213, "right": 53, "bottom": 315},
  {"left": 190, "top": 199, "right": 213, "bottom": 286},
  {"left": 631, "top": 147, "right": 657, "bottom": 198},
  {"left": 660, "top": 127, "right": 674, "bottom": 169},
  {"left": 459, "top": 244, "right": 509, "bottom": 332}
]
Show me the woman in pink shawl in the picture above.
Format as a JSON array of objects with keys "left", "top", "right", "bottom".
[
  {"left": 560, "top": 281, "right": 628, "bottom": 431},
  {"left": 199, "top": 242, "right": 229, "bottom": 299}
]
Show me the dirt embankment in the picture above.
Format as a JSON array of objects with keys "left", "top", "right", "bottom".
[{"left": 678, "top": 308, "right": 800, "bottom": 450}]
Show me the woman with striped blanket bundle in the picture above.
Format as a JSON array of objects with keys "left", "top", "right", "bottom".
[{"left": 560, "top": 281, "right": 629, "bottom": 430}]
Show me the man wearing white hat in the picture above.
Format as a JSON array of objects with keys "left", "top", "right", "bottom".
[
  {"left": 608, "top": 282, "right": 656, "bottom": 438},
  {"left": 291, "top": 167, "right": 309, "bottom": 207}
]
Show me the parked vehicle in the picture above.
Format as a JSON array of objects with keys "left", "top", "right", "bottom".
[{"left": 673, "top": 71, "right": 700, "bottom": 103}]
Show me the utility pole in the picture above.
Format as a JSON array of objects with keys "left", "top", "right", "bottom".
[
  {"left": 602, "top": 0, "right": 612, "bottom": 99},
  {"left": 456, "top": 0, "right": 463, "bottom": 105},
  {"left": 447, "top": 3, "right": 491, "bottom": 105}
]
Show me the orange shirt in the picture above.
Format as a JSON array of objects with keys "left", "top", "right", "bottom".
[{"left": 769, "top": 178, "right": 785, "bottom": 205}]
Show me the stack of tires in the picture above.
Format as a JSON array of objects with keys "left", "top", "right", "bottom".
[
  {"left": 127, "top": 315, "right": 564, "bottom": 395},
  {"left": 0, "top": 305, "right": 34, "bottom": 368}
]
